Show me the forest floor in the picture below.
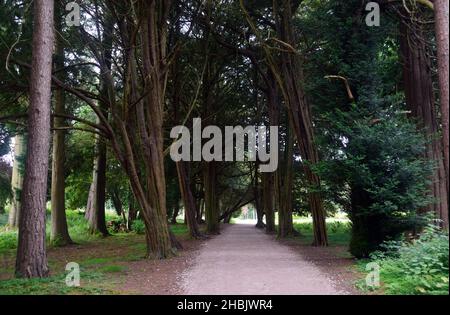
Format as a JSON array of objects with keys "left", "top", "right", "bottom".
[{"left": 0, "top": 219, "right": 363, "bottom": 295}]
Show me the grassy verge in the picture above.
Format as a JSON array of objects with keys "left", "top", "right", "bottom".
[{"left": 0, "top": 210, "right": 190, "bottom": 295}]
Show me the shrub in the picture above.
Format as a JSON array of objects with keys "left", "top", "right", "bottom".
[
  {"left": 317, "top": 107, "right": 432, "bottom": 257},
  {"left": 368, "top": 225, "right": 449, "bottom": 295},
  {"left": 131, "top": 219, "right": 145, "bottom": 235}
]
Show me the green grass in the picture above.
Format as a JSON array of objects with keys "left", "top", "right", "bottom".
[
  {"left": 292, "top": 220, "right": 351, "bottom": 246},
  {"left": 0, "top": 209, "right": 127, "bottom": 253},
  {"left": 0, "top": 202, "right": 197, "bottom": 295},
  {"left": 0, "top": 271, "right": 113, "bottom": 295},
  {"left": 81, "top": 257, "right": 116, "bottom": 266},
  {"left": 0, "top": 209, "right": 193, "bottom": 295},
  {"left": 0, "top": 209, "right": 192, "bottom": 257},
  {"left": 99, "top": 265, "right": 126, "bottom": 273},
  {"left": 170, "top": 223, "right": 189, "bottom": 236}
]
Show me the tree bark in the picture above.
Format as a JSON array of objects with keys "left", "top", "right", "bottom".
[
  {"left": 201, "top": 8, "right": 220, "bottom": 235},
  {"left": 204, "top": 162, "right": 220, "bottom": 234},
  {"left": 171, "top": 202, "right": 180, "bottom": 224},
  {"left": 85, "top": 12, "right": 115, "bottom": 237},
  {"left": 278, "top": 125, "right": 296, "bottom": 238},
  {"left": 50, "top": 3, "right": 72, "bottom": 245},
  {"left": 262, "top": 172, "right": 275, "bottom": 233},
  {"left": 400, "top": 22, "right": 449, "bottom": 228},
  {"left": 197, "top": 199, "right": 205, "bottom": 224},
  {"left": 177, "top": 161, "right": 203, "bottom": 238},
  {"left": 127, "top": 188, "right": 137, "bottom": 231},
  {"left": 253, "top": 162, "right": 265, "bottom": 229},
  {"left": 125, "top": 0, "right": 177, "bottom": 257},
  {"left": 15, "top": 0, "right": 54, "bottom": 278},
  {"left": 272, "top": 0, "right": 328, "bottom": 245},
  {"left": 8, "top": 135, "right": 25, "bottom": 227},
  {"left": 85, "top": 134, "right": 109, "bottom": 236},
  {"left": 434, "top": 0, "right": 449, "bottom": 228}
]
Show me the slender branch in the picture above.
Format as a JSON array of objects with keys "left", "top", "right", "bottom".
[{"left": 324, "top": 75, "right": 355, "bottom": 101}]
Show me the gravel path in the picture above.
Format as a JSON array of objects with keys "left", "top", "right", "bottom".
[{"left": 182, "top": 224, "right": 347, "bottom": 295}]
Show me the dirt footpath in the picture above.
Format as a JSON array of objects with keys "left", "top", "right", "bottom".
[{"left": 181, "top": 224, "right": 347, "bottom": 295}]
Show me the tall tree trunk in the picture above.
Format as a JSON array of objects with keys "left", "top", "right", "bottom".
[
  {"left": 85, "top": 12, "right": 115, "bottom": 237},
  {"left": 9, "top": 135, "right": 25, "bottom": 227},
  {"left": 434, "top": 0, "right": 449, "bottom": 228},
  {"left": 278, "top": 125, "right": 296, "bottom": 238},
  {"left": 85, "top": 135, "right": 109, "bottom": 236},
  {"left": 197, "top": 198, "right": 205, "bottom": 224},
  {"left": 169, "top": 6, "right": 202, "bottom": 237},
  {"left": 126, "top": 0, "right": 177, "bottom": 257},
  {"left": 271, "top": 0, "right": 328, "bottom": 245},
  {"left": 201, "top": 8, "right": 220, "bottom": 235},
  {"left": 50, "top": 3, "right": 72, "bottom": 245},
  {"left": 127, "top": 188, "right": 137, "bottom": 231},
  {"left": 204, "top": 162, "right": 220, "bottom": 234},
  {"left": 171, "top": 202, "right": 180, "bottom": 224},
  {"left": 253, "top": 162, "right": 265, "bottom": 229},
  {"left": 262, "top": 172, "right": 275, "bottom": 233},
  {"left": 15, "top": 0, "right": 54, "bottom": 278},
  {"left": 176, "top": 161, "right": 203, "bottom": 238},
  {"left": 400, "top": 22, "right": 449, "bottom": 228},
  {"left": 111, "top": 189, "right": 124, "bottom": 217}
]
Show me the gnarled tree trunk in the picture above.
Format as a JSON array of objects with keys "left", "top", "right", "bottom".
[{"left": 273, "top": 0, "right": 328, "bottom": 245}]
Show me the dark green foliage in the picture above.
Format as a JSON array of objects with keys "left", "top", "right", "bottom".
[
  {"left": 65, "top": 121, "right": 96, "bottom": 210},
  {"left": 299, "top": 0, "right": 431, "bottom": 257},
  {"left": 317, "top": 107, "right": 431, "bottom": 257},
  {"left": 365, "top": 225, "right": 449, "bottom": 294}
]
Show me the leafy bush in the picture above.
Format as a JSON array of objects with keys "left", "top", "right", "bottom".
[
  {"left": 131, "top": 219, "right": 145, "bottom": 235},
  {"left": 317, "top": 107, "right": 432, "bottom": 257},
  {"left": 368, "top": 226, "right": 449, "bottom": 295}
]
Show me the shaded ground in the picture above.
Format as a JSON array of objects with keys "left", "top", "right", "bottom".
[
  {"left": 181, "top": 224, "right": 349, "bottom": 295},
  {"left": 0, "top": 224, "right": 202, "bottom": 295},
  {"left": 120, "top": 238, "right": 202, "bottom": 294}
]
